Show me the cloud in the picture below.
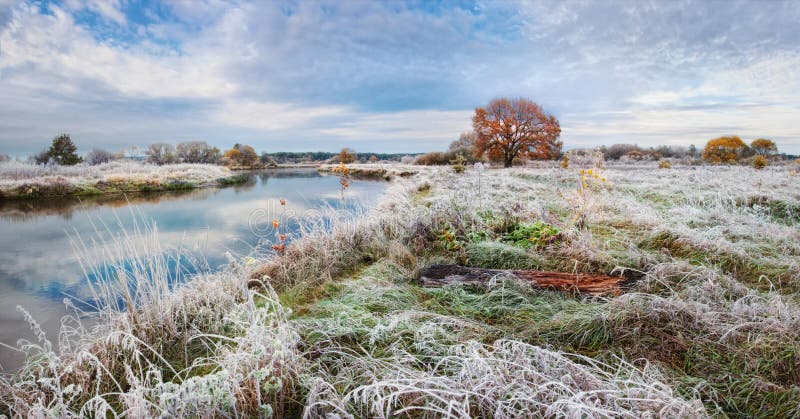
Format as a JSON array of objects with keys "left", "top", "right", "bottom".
[
  {"left": 215, "top": 100, "right": 349, "bottom": 131},
  {"left": 0, "top": 0, "right": 799, "bottom": 154},
  {"left": 79, "top": 0, "right": 127, "bottom": 25}
]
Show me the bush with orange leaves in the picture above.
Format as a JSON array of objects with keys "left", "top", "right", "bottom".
[
  {"left": 331, "top": 161, "right": 351, "bottom": 200},
  {"left": 702, "top": 136, "right": 747, "bottom": 163},
  {"left": 753, "top": 155, "right": 767, "bottom": 170}
]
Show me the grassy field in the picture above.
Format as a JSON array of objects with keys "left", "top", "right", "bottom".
[
  {"left": 0, "top": 160, "right": 248, "bottom": 199},
  {"left": 2, "top": 162, "right": 800, "bottom": 417}
]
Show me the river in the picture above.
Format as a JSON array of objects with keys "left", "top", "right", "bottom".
[{"left": 0, "top": 168, "right": 386, "bottom": 370}]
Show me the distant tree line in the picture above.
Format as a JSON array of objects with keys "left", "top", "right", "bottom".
[
  {"left": 597, "top": 144, "right": 697, "bottom": 161},
  {"left": 264, "top": 151, "right": 415, "bottom": 164},
  {"left": 6, "top": 130, "right": 794, "bottom": 171}
]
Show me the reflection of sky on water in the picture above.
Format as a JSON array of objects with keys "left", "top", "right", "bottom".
[{"left": 0, "top": 169, "right": 386, "bottom": 370}]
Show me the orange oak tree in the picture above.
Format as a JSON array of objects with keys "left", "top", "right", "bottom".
[
  {"left": 702, "top": 136, "right": 747, "bottom": 163},
  {"left": 472, "top": 98, "right": 562, "bottom": 167}
]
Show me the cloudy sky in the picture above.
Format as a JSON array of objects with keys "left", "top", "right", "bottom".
[{"left": 1, "top": 0, "right": 799, "bottom": 155}]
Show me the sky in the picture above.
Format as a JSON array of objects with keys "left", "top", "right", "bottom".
[{"left": 0, "top": 0, "right": 799, "bottom": 155}]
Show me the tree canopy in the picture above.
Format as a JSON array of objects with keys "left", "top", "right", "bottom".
[
  {"left": 223, "top": 143, "right": 260, "bottom": 168},
  {"left": 339, "top": 148, "right": 356, "bottom": 164},
  {"left": 45, "top": 134, "right": 82, "bottom": 165},
  {"left": 750, "top": 138, "right": 777, "bottom": 156},
  {"left": 145, "top": 143, "right": 177, "bottom": 165},
  {"left": 472, "top": 98, "right": 561, "bottom": 167},
  {"left": 702, "top": 136, "right": 747, "bottom": 163}
]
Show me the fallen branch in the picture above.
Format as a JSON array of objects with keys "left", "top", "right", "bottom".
[{"left": 419, "top": 264, "right": 636, "bottom": 296}]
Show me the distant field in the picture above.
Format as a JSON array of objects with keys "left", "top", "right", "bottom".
[{"left": 3, "top": 162, "right": 800, "bottom": 417}]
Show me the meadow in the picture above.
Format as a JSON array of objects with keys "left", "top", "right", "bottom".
[
  {"left": 0, "top": 160, "right": 247, "bottom": 199},
  {"left": 2, "top": 161, "right": 800, "bottom": 418}
]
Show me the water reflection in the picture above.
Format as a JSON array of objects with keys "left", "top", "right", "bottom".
[{"left": 0, "top": 169, "right": 386, "bottom": 370}]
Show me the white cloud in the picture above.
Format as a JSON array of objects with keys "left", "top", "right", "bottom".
[
  {"left": 85, "top": 0, "right": 127, "bottom": 25},
  {"left": 318, "top": 109, "right": 473, "bottom": 143},
  {"left": 1, "top": 0, "right": 799, "bottom": 154},
  {"left": 0, "top": 4, "right": 236, "bottom": 99},
  {"left": 215, "top": 100, "right": 349, "bottom": 131}
]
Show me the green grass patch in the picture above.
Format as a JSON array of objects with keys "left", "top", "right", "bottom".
[
  {"left": 217, "top": 174, "right": 249, "bottom": 186},
  {"left": 464, "top": 241, "right": 541, "bottom": 269}
]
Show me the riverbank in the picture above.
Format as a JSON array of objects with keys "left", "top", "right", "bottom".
[
  {"left": 317, "top": 163, "right": 418, "bottom": 180},
  {"left": 3, "top": 164, "right": 800, "bottom": 417},
  {"left": 0, "top": 160, "right": 248, "bottom": 199}
]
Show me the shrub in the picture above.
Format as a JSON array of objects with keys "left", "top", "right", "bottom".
[
  {"left": 339, "top": 148, "right": 356, "bottom": 164},
  {"left": 86, "top": 148, "right": 117, "bottom": 165},
  {"left": 31, "top": 149, "right": 50, "bottom": 165},
  {"left": 753, "top": 155, "right": 767, "bottom": 169},
  {"left": 450, "top": 153, "right": 467, "bottom": 173},
  {"left": 0, "top": 154, "right": 10, "bottom": 163},
  {"left": 502, "top": 221, "right": 560, "bottom": 249},
  {"left": 415, "top": 152, "right": 449, "bottom": 165},
  {"left": 222, "top": 144, "right": 260, "bottom": 168},
  {"left": 658, "top": 160, "right": 671, "bottom": 169},
  {"left": 703, "top": 136, "right": 747, "bottom": 163},
  {"left": 625, "top": 150, "right": 645, "bottom": 161},
  {"left": 560, "top": 154, "right": 569, "bottom": 168}
]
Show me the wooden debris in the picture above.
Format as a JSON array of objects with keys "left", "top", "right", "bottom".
[{"left": 419, "top": 264, "right": 636, "bottom": 296}]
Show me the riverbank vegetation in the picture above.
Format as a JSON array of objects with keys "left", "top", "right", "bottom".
[
  {"left": 0, "top": 160, "right": 246, "bottom": 199},
  {"left": 3, "top": 161, "right": 799, "bottom": 417}
]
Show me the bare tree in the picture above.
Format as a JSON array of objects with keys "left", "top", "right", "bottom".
[
  {"left": 176, "top": 141, "right": 221, "bottom": 163},
  {"left": 145, "top": 143, "right": 177, "bottom": 165},
  {"left": 86, "top": 148, "right": 117, "bottom": 165}
]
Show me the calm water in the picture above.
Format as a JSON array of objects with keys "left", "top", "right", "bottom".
[{"left": 0, "top": 169, "right": 386, "bottom": 370}]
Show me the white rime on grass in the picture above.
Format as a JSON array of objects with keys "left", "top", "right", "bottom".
[
  {"left": 5, "top": 162, "right": 799, "bottom": 417},
  {"left": 0, "top": 160, "right": 232, "bottom": 191},
  {"left": 0, "top": 215, "right": 302, "bottom": 417},
  {"left": 304, "top": 339, "right": 705, "bottom": 418}
]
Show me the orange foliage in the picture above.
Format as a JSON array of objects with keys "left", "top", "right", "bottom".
[
  {"left": 339, "top": 148, "right": 356, "bottom": 164},
  {"left": 223, "top": 144, "right": 259, "bottom": 168},
  {"left": 472, "top": 98, "right": 562, "bottom": 168},
  {"left": 750, "top": 138, "right": 777, "bottom": 156},
  {"left": 702, "top": 136, "right": 747, "bottom": 163}
]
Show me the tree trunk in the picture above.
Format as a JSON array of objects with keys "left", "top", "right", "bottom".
[
  {"left": 418, "top": 264, "right": 636, "bottom": 296},
  {"left": 503, "top": 158, "right": 513, "bottom": 168}
]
